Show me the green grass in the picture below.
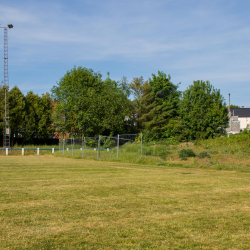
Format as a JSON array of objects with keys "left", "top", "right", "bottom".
[
  {"left": 1, "top": 156, "right": 250, "bottom": 249},
  {"left": 54, "top": 138, "right": 250, "bottom": 173}
]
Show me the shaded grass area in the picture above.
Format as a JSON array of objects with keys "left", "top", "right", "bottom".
[{"left": 1, "top": 156, "right": 250, "bottom": 249}]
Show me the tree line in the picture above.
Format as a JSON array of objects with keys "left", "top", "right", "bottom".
[
  {"left": 0, "top": 87, "right": 53, "bottom": 144},
  {"left": 1, "top": 66, "right": 229, "bottom": 144}
]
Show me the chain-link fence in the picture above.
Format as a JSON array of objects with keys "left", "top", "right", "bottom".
[{"left": 59, "top": 134, "right": 142, "bottom": 160}]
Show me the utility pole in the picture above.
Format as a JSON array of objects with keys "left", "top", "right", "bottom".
[{"left": 1, "top": 24, "right": 13, "bottom": 148}]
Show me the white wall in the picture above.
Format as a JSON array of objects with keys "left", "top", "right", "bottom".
[{"left": 238, "top": 117, "right": 250, "bottom": 130}]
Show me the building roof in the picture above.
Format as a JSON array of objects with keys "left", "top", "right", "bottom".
[{"left": 230, "top": 108, "right": 250, "bottom": 117}]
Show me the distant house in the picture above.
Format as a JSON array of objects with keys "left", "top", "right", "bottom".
[{"left": 227, "top": 107, "right": 250, "bottom": 135}]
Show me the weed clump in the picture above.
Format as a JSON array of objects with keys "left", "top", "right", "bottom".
[
  {"left": 209, "top": 150, "right": 218, "bottom": 155},
  {"left": 198, "top": 151, "right": 210, "bottom": 159},
  {"left": 178, "top": 149, "right": 196, "bottom": 160}
]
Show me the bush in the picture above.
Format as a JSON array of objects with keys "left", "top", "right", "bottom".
[
  {"left": 198, "top": 151, "right": 210, "bottom": 159},
  {"left": 179, "top": 149, "right": 196, "bottom": 159},
  {"left": 209, "top": 150, "right": 218, "bottom": 155}
]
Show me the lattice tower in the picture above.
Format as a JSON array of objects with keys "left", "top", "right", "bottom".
[{"left": 3, "top": 27, "right": 10, "bottom": 148}]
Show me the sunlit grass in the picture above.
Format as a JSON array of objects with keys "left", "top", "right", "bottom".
[{"left": 1, "top": 156, "right": 250, "bottom": 249}]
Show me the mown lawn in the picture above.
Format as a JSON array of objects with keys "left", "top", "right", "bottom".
[{"left": 1, "top": 156, "right": 250, "bottom": 249}]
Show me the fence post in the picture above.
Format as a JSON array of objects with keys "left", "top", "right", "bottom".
[
  {"left": 83, "top": 137, "right": 85, "bottom": 158},
  {"left": 82, "top": 137, "right": 84, "bottom": 158},
  {"left": 6, "top": 148, "right": 8, "bottom": 156},
  {"left": 141, "top": 133, "right": 142, "bottom": 157},
  {"left": 63, "top": 139, "right": 65, "bottom": 156},
  {"left": 22, "top": 148, "right": 24, "bottom": 156},
  {"left": 72, "top": 138, "right": 74, "bottom": 157},
  {"left": 117, "top": 134, "right": 119, "bottom": 159},
  {"left": 52, "top": 148, "right": 54, "bottom": 154},
  {"left": 37, "top": 148, "right": 39, "bottom": 155},
  {"left": 98, "top": 135, "right": 101, "bottom": 159}
]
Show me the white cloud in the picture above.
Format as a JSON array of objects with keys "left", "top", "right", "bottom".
[{"left": 0, "top": 0, "right": 250, "bottom": 106}]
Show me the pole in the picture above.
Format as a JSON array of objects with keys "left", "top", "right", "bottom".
[
  {"left": 82, "top": 137, "right": 85, "bottom": 158},
  {"left": 98, "top": 135, "right": 101, "bottom": 159},
  {"left": 63, "top": 138, "right": 65, "bottom": 156},
  {"left": 117, "top": 134, "right": 119, "bottom": 159},
  {"left": 72, "top": 138, "right": 74, "bottom": 157},
  {"left": 141, "top": 133, "right": 142, "bottom": 157}
]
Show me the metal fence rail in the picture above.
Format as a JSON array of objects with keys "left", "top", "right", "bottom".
[{"left": 59, "top": 133, "right": 142, "bottom": 159}]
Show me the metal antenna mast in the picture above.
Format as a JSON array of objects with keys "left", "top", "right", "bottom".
[{"left": 1, "top": 24, "right": 13, "bottom": 148}]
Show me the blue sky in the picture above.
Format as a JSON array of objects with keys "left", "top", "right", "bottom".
[{"left": 0, "top": 0, "right": 250, "bottom": 106}]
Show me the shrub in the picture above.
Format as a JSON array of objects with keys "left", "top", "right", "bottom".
[
  {"left": 198, "top": 151, "right": 210, "bottom": 159},
  {"left": 179, "top": 149, "right": 196, "bottom": 159},
  {"left": 209, "top": 151, "right": 218, "bottom": 155}
]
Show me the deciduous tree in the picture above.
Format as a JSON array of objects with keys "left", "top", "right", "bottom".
[
  {"left": 51, "top": 67, "right": 131, "bottom": 137},
  {"left": 9, "top": 86, "right": 26, "bottom": 138},
  {"left": 180, "top": 80, "right": 229, "bottom": 140}
]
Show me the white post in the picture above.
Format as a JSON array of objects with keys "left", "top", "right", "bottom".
[
  {"left": 22, "top": 148, "right": 24, "bottom": 156},
  {"left": 37, "top": 148, "right": 39, "bottom": 155},
  {"left": 52, "top": 148, "right": 54, "bottom": 154},
  {"left": 6, "top": 148, "right": 8, "bottom": 156}
]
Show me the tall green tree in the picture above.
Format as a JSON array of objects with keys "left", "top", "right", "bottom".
[
  {"left": 0, "top": 85, "right": 4, "bottom": 136},
  {"left": 37, "top": 92, "right": 53, "bottom": 140},
  {"left": 129, "top": 77, "right": 149, "bottom": 129},
  {"left": 24, "top": 91, "right": 41, "bottom": 142},
  {"left": 23, "top": 91, "right": 53, "bottom": 143},
  {"left": 51, "top": 67, "right": 131, "bottom": 137},
  {"left": 180, "top": 80, "right": 229, "bottom": 140},
  {"left": 9, "top": 86, "right": 26, "bottom": 138},
  {"left": 139, "top": 71, "right": 181, "bottom": 140}
]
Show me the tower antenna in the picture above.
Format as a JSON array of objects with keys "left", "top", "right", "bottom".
[{"left": 1, "top": 24, "right": 13, "bottom": 148}]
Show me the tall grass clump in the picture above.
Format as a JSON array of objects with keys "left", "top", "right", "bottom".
[{"left": 179, "top": 149, "right": 196, "bottom": 160}]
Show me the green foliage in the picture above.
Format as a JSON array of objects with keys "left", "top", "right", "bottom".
[
  {"left": 23, "top": 91, "right": 53, "bottom": 143},
  {"left": 209, "top": 150, "right": 218, "bottom": 155},
  {"left": 139, "top": 71, "right": 181, "bottom": 141},
  {"left": 0, "top": 86, "right": 53, "bottom": 143},
  {"left": 179, "top": 149, "right": 196, "bottom": 159},
  {"left": 9, "top": 86, "right": 26, "bottom": 138},
  {"left": 0, "top": 85, "right": 5, "bottom": 135},
  {"left": 180, "top": 80, "right": 229, "bottom": 140},
  {"left": 85, "top": 138, "right": 98, "bottom": 148},
  {"left": 129, "top": 77, "right": 149, "bottom": 130},
  {"left": 230, "top": 104, "right": 240, "bottom": 108},
  {"left": 197, "top": 151, "right": 210, "bottom": 159},
  {"left": 52, "top": 67, "right": 131, "bottom": 137},
  {"left": 101, "top": 136, "right": 116, "bottom": 148}
]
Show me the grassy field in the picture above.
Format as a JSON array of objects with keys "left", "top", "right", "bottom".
[{"left": 1, "top": 156, "right": 250, "bottom": 249}]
